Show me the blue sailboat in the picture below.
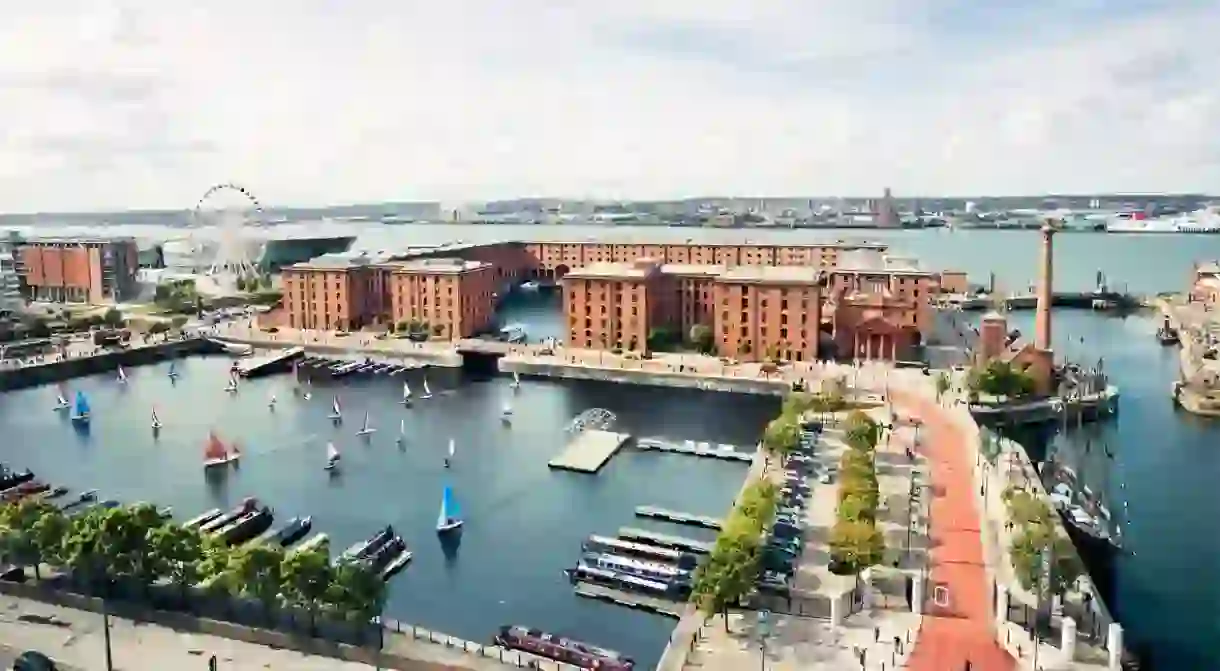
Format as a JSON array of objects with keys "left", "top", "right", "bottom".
[
  {"left": 436, "top": 485, "right": 463, "bottom": 534},
  {"left": 70, "top": 391, "right": 90, "bottom": 423}
]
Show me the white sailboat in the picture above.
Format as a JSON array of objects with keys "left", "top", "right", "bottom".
[
  {"left": 510, "top": 371, "right": 520, "bottom": 390},
  {"left": 356, "top": 411, "right": 376, "bottom": 436},
  {"left": 436, "top": 485, "right": 463, "bottom": 533},
  {"left": 224, "top": 372, "right": 239, "bottom": 393},
  {"left": 151, "top": 406, "right": 162, "bottom": 430},
  {"left": 400, "top": 381, "right": 412, "bottom": 405},
  {"left": 117, "top": 365, "right": 128, "bottom": 384},
  {"left": 501, "top": 401, "right": 513, "bottom": 420},
  {"left": 167, "top": 361, "right": 178, "bottom": 379},
  {"left": 396, "top": 419, "right": 406, "bottom": 445},
  {"left": 54, "top": 385, "right": 70, "bottom": 411},
  {"left": 444, "top": 437, "right": 455, "bottom": 468},
  {"left": 328, "top": 395, "right": 342, "bottom": 421},
  {"left": 421, "top": 379, "right": 433, "bottom": 400},
  {"left": 325, "top": 442, "right": 341, "bottom": 471},
  {"left": 268, "top": 393, "right": 277, "bottom": 409},
  {"left": 302, "top": 378, "right": 312, "bottom": 401}
]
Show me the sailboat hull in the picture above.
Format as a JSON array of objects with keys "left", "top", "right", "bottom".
[
  {"left": 437, "top": 520, "right": 463, "bottom": 533},
  {"left": 70, "top": 414, "right": 89, "bottom": 422},
  {"left": 204, "top": 454, "right": 239, "bottom": 468},
  {"left": 356, "top": 429, "right": 376, "bottom": 436}
]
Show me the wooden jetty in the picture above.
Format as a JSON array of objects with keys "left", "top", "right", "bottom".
[
  {"left": 548, "top": 430, "right": 632, "bottom": 473},
  {"left": 617, "top": 527, "right": 713, "bottom": 554},
  {"left": 574, "top": 582, "right": 682, "bottom": 618},
  {"left": 634, "top": 438, "right": 752, "bottom": 462},
  {"left": 635, "top": 506, "right": 723, "bottom": 530}
]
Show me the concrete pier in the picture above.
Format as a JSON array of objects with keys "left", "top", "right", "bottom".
[
  {"left": 547, "top": 430, "right": 631, "bottom": 473},
  {"left": 634, "top": 438, "right": 753, "bottom": 462},
  {"left": 237, "top": 346, "right": 305, "bottom": 378},
  {"left": 617, "top": 527, "right": 713, "bottom": 554},
  {"left": 572, "top": 583, "right": 682, "bottom": 618},
  {"left": 634, "top": 506, "right": 723, "bottom": 530}
]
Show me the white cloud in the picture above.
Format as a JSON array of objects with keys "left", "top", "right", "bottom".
[{"left": 0, "top": 0, "right": 1217, "bottom": 211}]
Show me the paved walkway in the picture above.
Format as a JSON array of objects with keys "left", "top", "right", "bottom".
[
  {"left": 0, "top": 594, "right": 533, "bottom": 671},
  {"left": 891, "top": 390, "right": 1016, "bottom": 671}
]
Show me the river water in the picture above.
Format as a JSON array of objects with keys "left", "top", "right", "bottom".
[{"left": 0, "top": 360, "right": 779, "bottom": 668}]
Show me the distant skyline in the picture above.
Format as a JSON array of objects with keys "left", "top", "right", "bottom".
[{"left": 1, "top": 1, "right": 1218, "bottom": 212}]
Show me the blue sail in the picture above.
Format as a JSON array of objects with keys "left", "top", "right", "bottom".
[
  {"left": 74, "top": 391, "right": 90, "bottom": 416},
  {"left": 437, "top": 485, "right": 461, "bottom": 529}
]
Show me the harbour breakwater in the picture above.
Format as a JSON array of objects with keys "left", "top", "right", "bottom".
[
  {"left": 0, "top": 339, "right": 221, "bottom": 392},
  {"left": 499, "top": 358, "right": 792, "bottom": 396}
]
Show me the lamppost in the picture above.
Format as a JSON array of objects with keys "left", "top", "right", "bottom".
[
  {"left": 757, "top": 609, "right": 771, "bottom": 671},
  {"left": 101, "top": 596, "right": 114, "bottom": 671}
]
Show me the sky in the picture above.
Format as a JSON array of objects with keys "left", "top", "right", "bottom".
[{"left": 0, "top": 0, "right": 1217, "bottom": 212}]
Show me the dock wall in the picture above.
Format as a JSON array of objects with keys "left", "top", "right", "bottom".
[
  {"left": 0, "top": 339, "right": 219, "bottom": 392},
  {"left": 500, "top": 359, "right": 790, "bottom": 396},
  {"left": 213, "top": 336, "right": 464, "bottom": 367}
]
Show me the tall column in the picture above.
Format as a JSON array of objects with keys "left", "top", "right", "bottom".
[
  {"left": 1107, "top": 623, "right": 1124, "bottom": 670},
  {"left": 1034, "top": 224, "right": 1055, "bottom": 351}
]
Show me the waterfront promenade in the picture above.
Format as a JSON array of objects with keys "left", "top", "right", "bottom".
[{"left": 0, "top": 590, "right": 577, "bottom": 671}]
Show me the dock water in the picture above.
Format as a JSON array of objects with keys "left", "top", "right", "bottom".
[{"left": 634, "top": 506, "right": 723, "bottom": 530}]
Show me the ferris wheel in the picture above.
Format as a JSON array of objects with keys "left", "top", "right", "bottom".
[{"left": 190, "top": 182, "right": 265, "bottom": 283}]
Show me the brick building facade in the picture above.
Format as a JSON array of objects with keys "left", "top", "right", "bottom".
[{"left": 18, "top": 237, "right": 139, "bottom": 304}]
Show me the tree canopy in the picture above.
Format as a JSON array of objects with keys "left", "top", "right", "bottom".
[
  {"left": 1001, "top": 485, "right": 1084, "bottom": 595},
  {"left": 0, "top": 499, "right": 385, "bottom": 625},
  {"left": 967, "top": 360, "right": 1037, "bottom": 399},
  {"left": 830, "top": 411, "right": 886, "bottom": 574},
  {"left": 692, "top": 478, "right": 778, "bottom": 627}
]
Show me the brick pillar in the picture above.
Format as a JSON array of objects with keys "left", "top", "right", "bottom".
[{"left": 1034, "top": 224, "right": 1054, "bottom": 351}]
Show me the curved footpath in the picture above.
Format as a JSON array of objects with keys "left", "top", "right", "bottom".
[{"left": 891, "top": 388, "right": 1016, "bottom": 671}]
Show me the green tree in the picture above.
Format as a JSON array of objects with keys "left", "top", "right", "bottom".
[
  {"left": 230, "top": 544, "right": 286, "bottom": 622},
  {"left": 828, "top": 519, "right": 886, "bottom": 574},
  {"left": 281, "top": 548, "right": 333, "bottom": 632},
  {"left": 0, "top": 500, "right": 61, "bottom": 579},
  {"left": 837, "top": 493, "right": 875, "bottom": 523},
  {"left": 102, "top": 308, "right": 124, "bottom": 328},
  {"left": 762, "top": 417, "right": 800, "bottom": 458},
  {"left": 328, "top": 561, "right": 387, "bottom": 625},
  {"left": 688, "top": 324, "right": 715, "bottom": 353},
  {"left": 60, "top": 508, "right": 110, "bottom": 592},
  {"left": 148, "top": 524, "right": 206, "bottom": 607}
]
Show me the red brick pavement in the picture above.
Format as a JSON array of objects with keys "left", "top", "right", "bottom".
[{"left": 894, "top": 390, "right": 1016, "bottom": 671}]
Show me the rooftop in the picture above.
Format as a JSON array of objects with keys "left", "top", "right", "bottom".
[
  {"left": 563, "top": 260, "right": 659, "bottom": 280},
  {"left": 836, "top": 249, "right": 933, "bottom": 275},
  {"left": 286, "top": 251, "right": 389, "bottom": 270},
  {"left": 718, "top": 265, "right": 823, "bottom": 285},
  {"left": 23, "top": 236, "right": 137, "bottom": 245},
  {"left": 387, "top": 257, "right": 490, "bottom": 274}
]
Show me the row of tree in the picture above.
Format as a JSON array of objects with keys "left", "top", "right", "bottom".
[
  {"left": 691, "top": 478, "right": 779, "bottom": 627},
  {"left": 1001, "top": 485, "right": 1083, "bottom": 596},
  {"left": 761, "top": 391, "right": 849, "bottom": 459},
  {"left": 0, "top": 499, "right": 386, "bottom": 628},
  {"left": 828, "top": 411, "right": 887, "bottom": 575}
]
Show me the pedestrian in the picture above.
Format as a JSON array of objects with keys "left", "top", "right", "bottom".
[
  {"left": 874, "top": 625, "right": 880, "bottom": 642},
  {"left": 894, "top": 635, "right": 902, "bottom": 654}
]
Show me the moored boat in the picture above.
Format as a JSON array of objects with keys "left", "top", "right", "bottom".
[
  {"left": 0, "top": 468, "right": 35, "bottom": 491},
  {"left": 363, "top": 535, "right": 406, "bottom": 572},
  {"left": 58, "top": 489, "right": 98, "bottom": 512},
  {"left": 184, "top": 507, "right": 222, "bottom": 529},
  {"left": 261, "top": 516, "right": 313, "bottom": 547},
  {"left": 199, "top": 497, "right": 258, "bottom": 534},
  {"left": 215, "top": 506, "right": 275, "bottom": 546},
  {"left": 339, "top": 525, "right": 393, "bottom": 563},
  {"left": 1, "top": 481, "right": 50, "bottom": 503},
  {"left": 493, "top": 625, "right": 634, "bottom": 670},
  {"left": 381, "top": 546, "right": 414, "bottom": 579}
]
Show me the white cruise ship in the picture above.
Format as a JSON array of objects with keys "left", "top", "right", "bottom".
[{"left": 1106, "top": 207, "right": 1220, "bottom": 234}]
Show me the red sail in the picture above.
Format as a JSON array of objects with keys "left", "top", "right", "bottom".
[{"left": 205, "top": 432, "right": 228, "bottom": 460}]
